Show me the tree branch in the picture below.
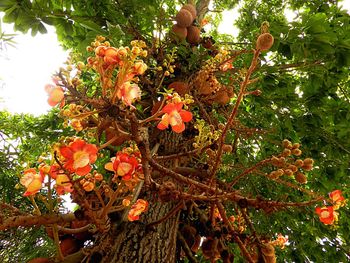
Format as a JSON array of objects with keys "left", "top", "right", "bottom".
[{"left": 0, "top": 213, "right": 75, "bottom": 231}]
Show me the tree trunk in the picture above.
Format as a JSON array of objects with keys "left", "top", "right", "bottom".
[
  {"left": 103, "top": 201, "right": 179, "bottom": 263},
  {"left": 101, "top": 132, "right": 187, "bottom": 263}
]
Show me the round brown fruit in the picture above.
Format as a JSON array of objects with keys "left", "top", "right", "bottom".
[
  {"left": 303, "top": 158, "right": 314, "bottom": 165},
  {"left": 202, "top": 37, "right": 213, "bottom": 49},
  {"left": 181, "top": 4, "right": 197, "bottom": 18},
  {"left": 186, "top": 26, "right": 201, "bottom": 45},
  {"left": 175, "top": 9, "right": 194, "bottom": 28},
  {"left": 213, "top": 90, "right": 230, "bottom": 105},
  {"left": 291, "top": 148, "right": 302, "bottom": 156},
  {"left": 171, "top": 24, "right": 187, "bottom": 41},
  {"left": 256, "top": 33, "right": 274, "bottom": 51},
  {"left": 222, "top": 144, "right": 233, "bottom": 153},
  {"left": 295, "top": 172, "right": 307, "bottom": 184},
  {"left": 168, "top": 81, "right": 189, "bottom": 96},
  {"left": 60, "top": 237, "right": 80, "bottom": 256}
]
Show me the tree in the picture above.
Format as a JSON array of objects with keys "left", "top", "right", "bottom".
[{"left": 0, "top": 0, "right": 349, "bottom": 262}]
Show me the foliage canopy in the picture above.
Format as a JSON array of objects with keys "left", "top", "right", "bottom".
[{"left": 0, "top": 0, "right": 349, "bottom": 262}]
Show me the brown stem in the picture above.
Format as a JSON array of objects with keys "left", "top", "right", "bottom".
[
  {"left": 57, "top": 224, "right": 91, "bottom": 234},
  {"left": 216, "top": 202, "right": 254, "bottom": 263},
  {"left": 229, "top": 158, "right": 271, "bottom": 187},
  {"left": 209, "top": 49, "right": 261, "bottom": 186},
  {"left": 177, "top": 231, "right": 198, "bottom": 263},
  {"left": 240, "top": 208, "right": 261, "bottom": 245},
  {"left": 154, "top": 144, "right": 210, "bottom": 160}
]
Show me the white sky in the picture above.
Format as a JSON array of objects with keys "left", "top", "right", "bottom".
[
  {"left": 0, "top": 14, "right": 69, "bottom": 115},
  {"left": 0, "top": 2, "right": 349, "bottom": 116}
]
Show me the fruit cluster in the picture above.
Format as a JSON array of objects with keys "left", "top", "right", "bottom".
[
  {"left": 171, "top": 4, "right": 201, "bottom": 45},
  {"left": 268, "top": 139, "right": 314, "bottom": 184}
]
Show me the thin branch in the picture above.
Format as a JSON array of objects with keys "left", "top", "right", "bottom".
[
  {"left": 209, "top": 49, "right": 261, "bottom": 186},
  {"left": 57, "top": 224, "right": 91, "bottom": 234},
  {"left": 229, "top": 158, "right": 271, "bottom": 187},
  {"left": 177, "top": 231, "right": 198, "bottom": 263}
]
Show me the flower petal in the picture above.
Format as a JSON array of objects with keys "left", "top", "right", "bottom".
[
  {"left": 75, "top": 165, "right": 91, "bottom": 176},
  {"left": 105, "top": 162, "right": 114, "bottom": 172},
  {"left": 172, "top": 123, "right": 185, "bottom": 133},
  {"left": 179, "top": 110, "right": 192, "bottom": 122}
]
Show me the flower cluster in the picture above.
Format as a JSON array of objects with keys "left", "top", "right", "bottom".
[
  {"left": 19, "top": 138, "right": 99, "bottom": 197},
  {"left": 87, "top": 38, "right": 148, "bottom": 106},
  {"left": 315, "top": 190, "right": 346, "bottom": 225}
]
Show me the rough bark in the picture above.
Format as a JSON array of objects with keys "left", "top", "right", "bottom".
[
  {"left": 101, "top": 132, "right": 185, "bottom": 263},
  {"left": 105, "top": 201, "right": 179, "bottom": 263}
]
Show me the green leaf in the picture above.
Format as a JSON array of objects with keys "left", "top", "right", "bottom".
[{"left": 74, "top": 18, "right": 104, "bottom": 34}]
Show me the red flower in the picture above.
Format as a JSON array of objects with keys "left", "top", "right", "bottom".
[
  {"left": 315, "top": 206, "right": 336, "bottom": 225},
  {"left": 157, "top": 102, "right": 193, "bottom": 133},
  {"left": 59, "top": 139, "right": 98, "bottom": 176},
  {"left": 105, "top": 152, "right": 139, "bottom": 181},
  {"left": 127, "top": 199, "right": 148, "bottom": 221},
  {"left": 329, "top": 190, "right": 345, "bottom": 204},
  {"left": 20, "top": 168, "right": 45, "bottom": 196}
]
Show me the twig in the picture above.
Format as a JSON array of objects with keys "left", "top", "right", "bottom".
[
  {"left": 209, "top": 49, "right": 261, "bottom": 186},
  {"left": 229, "top": 158, "right": 271, "bottom": 187},
  {"left": 216, "top": 202, "right": 254, "bottom": 263},
  {"left": 177, "top": 231, "right": 198, "bottom": 263},
  {"left": 240, "top": 208, "right": 261, "bottom": 245},
  {"left": 57, "top": 224, "right": 91, "bottom": 234}
]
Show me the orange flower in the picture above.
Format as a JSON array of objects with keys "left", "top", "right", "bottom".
[
  {"left": 127, "top": 199, "right": 148, "bottom": 221},
  {"left": 103, "top": 47, "right": 120, "bottom": 65},
  {"left": 116, "top": 82, "right": 141, "bottom": 106},
  {"left": 220, "top": 60, "right": 233, "bottom": 72},
  {"left": 70, "top": 119, "right": 84, "bottom": 132},
  {"left": 157, "top": 102, "right": 193, "bottom": 133},
  {"left": 59, "top": 139, "right": 98, "bottom": 176},
  {"left": 105, "top": 152, "right": 140, "bottom": 181},
  {"left": 45, "top": 84, "right": 64, "bottom": 107},
  {"left": 201, "top": 18, "right": 210, "bottom": 27},
  {"left": 20, "top": 168, "right": 44, "bottom": 196},
  {"left": 329, "top": 190, "right": 345, "bottom": 204},
  {"left": 315, "top": 206, "right": 337, "bottom": 225},
  {"left": 213, "top": 207, "right": 223, "bottom": 221}
]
